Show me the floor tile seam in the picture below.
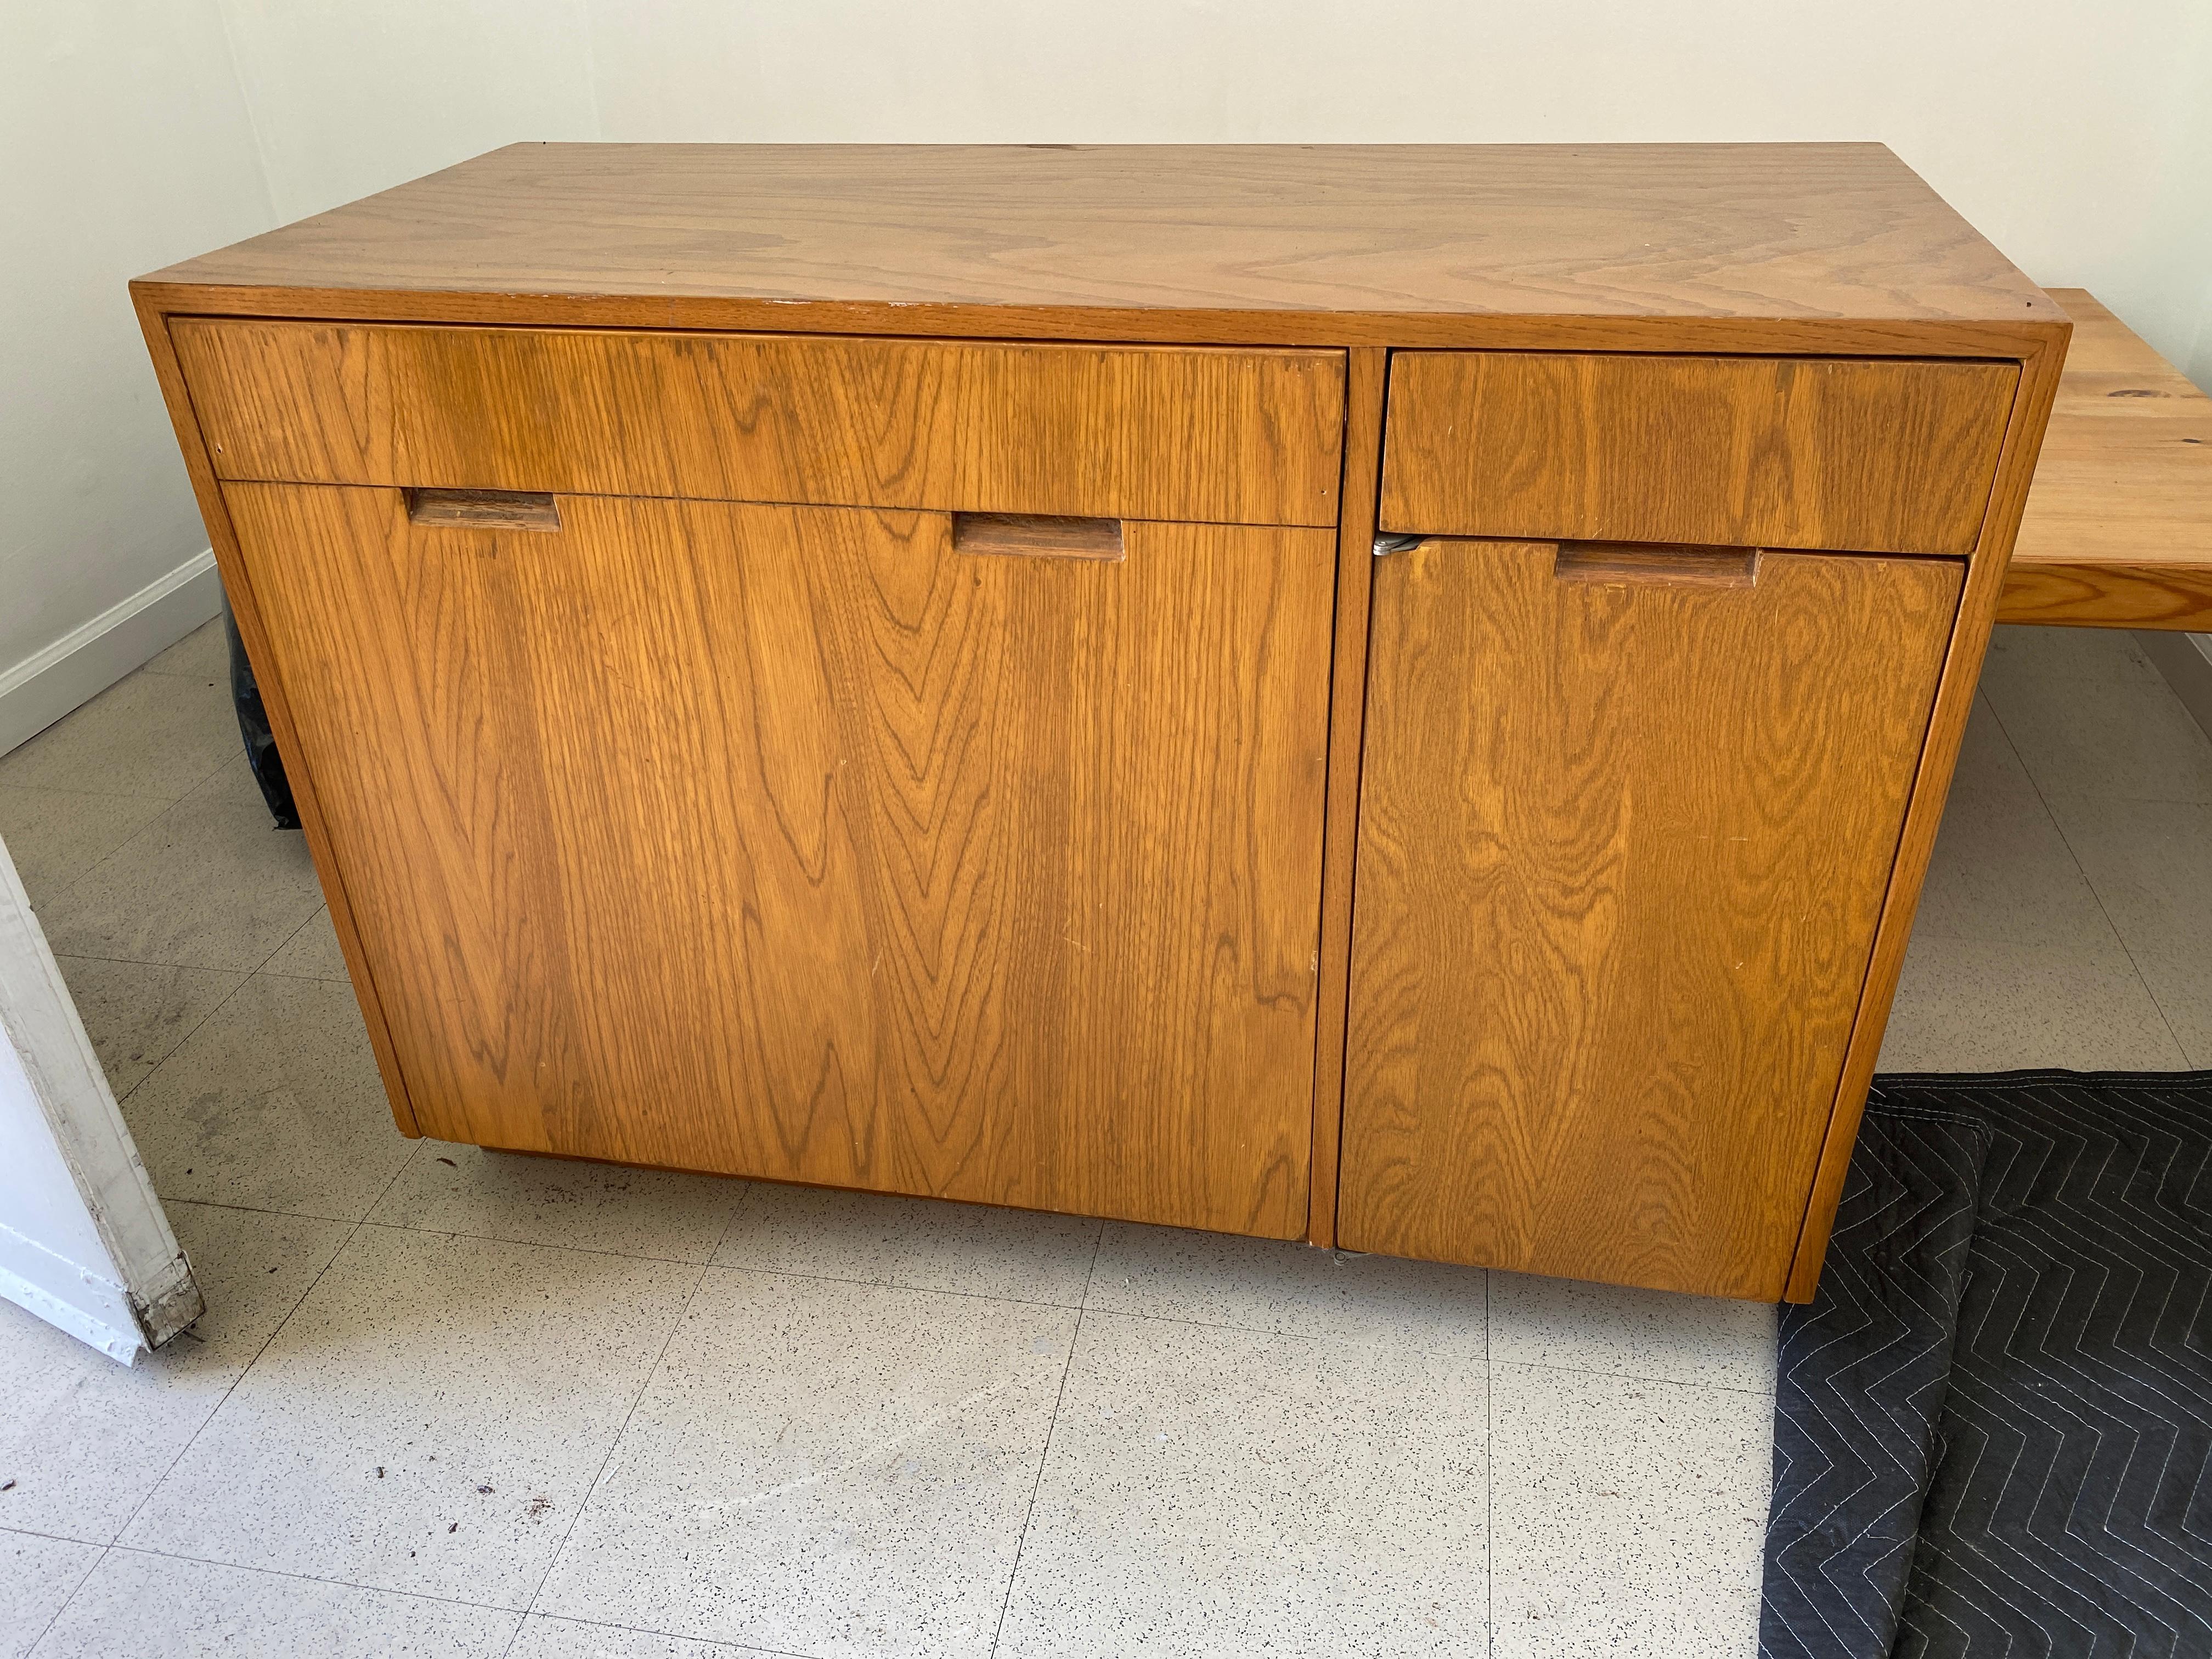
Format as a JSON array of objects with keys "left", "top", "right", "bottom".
[
  {"left": 139, "top": 659, "right": 226, "bottom": 681},
  {"left": 988, "top": 1303, "right": 1086, "bottom": 1658},
  {"left": 0, "top": 1522, "right": 114, "bottom": 1550},
  {"left": 0, "top": 779, "right": 185, "bottom": 805},
  {"left": 145, "top": 1194, "right": 365, "bottom": 1226},
  {"left": 1072, "top": 1298, "right": 1487, "bottom": 1358},
  {"left": 0, "top": 763, "right": 196, "bottom": 814},
  {"left": 1980, "top": 680, "right": 2212, "bottom": 806},
  {"left": 57, "top": 747, "right": 294, "bottom": 916},
  {"left": 1986, "top": 692, "right": 2197, "bottom": 1062},
  {"left": 49, "top": 949, "right": 249, "bottom": 974},
  {"left": 698, "top": 1257, "right": 1090, "bottom": 1314},
  {"left": 22, "top": 1540, "right": 109, "bottom": 1658},
  {"left": 510, "top": 1605, "right": 824, "bottom": 1659},
  {"left": 23, "top": 749, "right": 248, "bottom": 906},
  {"left": 109, "top": 972, "right": 259, "bottom": 1110},
  {"left": 1486, "top": 1356, "right": 1777, "bottom": 1397},
  {"left": 82, "top": 1538, "right": 526, "bottom": 1618},
  {"left": 105, "top": 1138, "right": 423, "bottom": 1546},
  {"left": 252, "top": 902, "right": 334, "bottom": 978},
  {"left": 352, "top": 1215, "right": 727, "bottom": 1271},
  {"left": 47, "top": 948, "right": 254, "bottom": 978},
  {"left": 108, "top": 1203, "right": 365, "bottom": 1549},
  {"left": 514, "top": 1255, "right": 717, "bottom": 1628}
]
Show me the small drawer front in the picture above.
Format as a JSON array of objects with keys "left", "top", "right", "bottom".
[
  {"left": 174, "top": 320, "right": 1346, "bottom": 528},
  {"left": 1380, "top": 351, "right": 2018, "bottom": 555}
]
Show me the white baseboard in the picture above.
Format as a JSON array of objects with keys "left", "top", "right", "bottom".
[
  {"left": 0, "top": 551, "right": 223, "bottom": 758},
  {"left": 2136, "top": 630, "right": 2212, "bottom": 745}
]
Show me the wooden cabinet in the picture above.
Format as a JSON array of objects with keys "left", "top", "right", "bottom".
[
  {"left": 1338, "top": 538, "right": 1961, "bottom": 1300},
  {"left": 135, "top": 143, "right": 2071, "bottom": 1301}
]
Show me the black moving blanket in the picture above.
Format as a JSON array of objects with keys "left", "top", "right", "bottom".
[{"left": 1763, "top": 1071, "right": 2212, "bottom": 1659}]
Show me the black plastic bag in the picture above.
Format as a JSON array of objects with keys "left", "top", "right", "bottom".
[{"left": 224, "top": 600, "right": 300, "bottom": 829}]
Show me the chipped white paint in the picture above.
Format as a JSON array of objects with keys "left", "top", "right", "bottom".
[{"left": 0, "top": 827, "right": 200, "bottom": 1362}]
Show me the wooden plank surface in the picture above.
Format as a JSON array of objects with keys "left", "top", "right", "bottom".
[
  {"left": 1340, "top": 539, "right": 1962, "bottom": 1300},
  {"left": 175, "top": 321, "right": 1345, "bottom": 528},
  {"left": 138, "top": 144, "right": 2056, "bottom": 346},
  {"left": 2000, "top": 289, "right": 2212, "bottom": 629},
  {"left": 1381, "top": 352, "right": 2018, "bottom": 556},
  {"left": 219, "top": 485, "right": 1333, "bottom": 1238}
]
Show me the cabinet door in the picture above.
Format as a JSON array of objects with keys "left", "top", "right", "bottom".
[
  {"left": 1339, "top": 539, "right": 1962, "bottom": 1298},
  {"left": 222, "top": 486, "right": 1333, "bottom": 1238}
]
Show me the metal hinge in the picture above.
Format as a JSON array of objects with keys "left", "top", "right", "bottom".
[{"left": 1373, "top": 534, "right": 1427, "bottom": 557}]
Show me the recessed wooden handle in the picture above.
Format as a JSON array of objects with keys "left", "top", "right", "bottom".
[
  {"left": 1553, "top": 542, "right": 1759, "bottom": 588},
  {"left": 407, "top": 488, "right": 561, "bottom": 532},
  {"left": 952, "top": 512, "right": 1124, "bottom": 562}
]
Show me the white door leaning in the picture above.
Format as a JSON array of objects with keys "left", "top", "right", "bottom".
[{"left": 0, "top": 827, "right": 200, "bottom": 1362}]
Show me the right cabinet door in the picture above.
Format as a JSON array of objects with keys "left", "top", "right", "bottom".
[{"left": 1338, "top": 538, "right": 1963, "bottom": 1299}]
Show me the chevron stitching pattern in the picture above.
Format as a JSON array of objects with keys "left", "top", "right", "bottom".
[{"left": 1764, "top": 1071, "right": 2212, "bottom": 1659}]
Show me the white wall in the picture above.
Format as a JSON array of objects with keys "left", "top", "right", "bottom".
[
  {"left": 209, "top": 0, "right": 2212, "bottom": 379},
  {"left": 577, "top": 0, "right": 2212, "bottom": 382},
  {"left": 213, "top": 0, "right": 598, "bottom": 223},
  {"left": 0, "top": 0, "right": 597, "bottom": 752},
  {"left": 0, "top": 1, "right": 275, "bottom": 748},
  {"left": 8, "top": 0, "right": 2210, "bottom": 752}
]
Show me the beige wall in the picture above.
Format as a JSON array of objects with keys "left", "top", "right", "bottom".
[{"left": 7, "top": 0, "right": 2208, "bottom": 751}]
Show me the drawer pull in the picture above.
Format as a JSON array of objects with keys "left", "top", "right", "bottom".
[
  {"left": 1554, "top": 543, "right": 1759, "bottom": 589},
  {"left": 953, "top": 512, "right": 1124, "bottom": 562},
  {"left": 406, "top": 488, "right": 561, "bottom": 532}
]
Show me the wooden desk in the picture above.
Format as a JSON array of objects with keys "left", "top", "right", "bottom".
[
  {"left": 2001, "top": 289, "right": 2212, "bottom": 629},
  {"left": 133, "top": 144, "right": 2067, "bottom": 1303}
]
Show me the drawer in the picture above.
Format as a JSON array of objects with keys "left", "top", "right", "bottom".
[
  {"left": 173, "top": 320, "right": 1346, "bottom": 527},
  {"left": 1380, "top": 351, "right": 2018, "bottom": 555}
]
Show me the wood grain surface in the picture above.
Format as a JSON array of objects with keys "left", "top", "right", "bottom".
[
  {"left": 142, "top": 144, "right": 2055, "bottom": 335},
  {"left": 1339, "top": 538, "right": 1963, "bottom": 1300},
  {"left": 132, "top": 296, "right": 429, "bottom": 1138},
  {"left": 1380, "top": 352, "right": 2018, "bottom": 556},
  {"left": 2000, "top": 289, "right": 2212, "bottom": 628},
  {"left": 175, "top": 320, "right": 1345, "bottom": 528},
  {"left": 1780, "top": 319, "right": 2070, "bottom": 1302},
  {"left": 219, "top": 484, "right": 1333, "bottom": 1236},
  {"left": 952, "top": 513, "right": 1124, "bottom": 561}
]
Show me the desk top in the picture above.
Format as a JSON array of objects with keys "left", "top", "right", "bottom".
[
  {"left": 137, "top": 143, "right": 2056, "bottom": 353},
  {"left": 2001, "top": 290, "right": 2212, "bottom": 629}
]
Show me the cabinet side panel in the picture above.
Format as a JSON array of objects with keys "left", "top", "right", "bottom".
[
  {"left": 134, "top": 298, "right": 422, "bottom": 1137},
  {"left": 1785, "top": 328, "right": 2070, "bottom": 1300},
  {"left": 1340, "top": 541, "right": 1963, "bottom": 1299}
]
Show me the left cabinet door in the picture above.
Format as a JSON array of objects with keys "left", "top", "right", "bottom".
[{"left": 219, "top": 485, "right": 1335, "bottom": 1238}]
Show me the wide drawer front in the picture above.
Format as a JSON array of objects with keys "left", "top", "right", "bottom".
[
  {"left": 1380, "top": 351, "right": 2018, "bottom": 555},
  {"left": 174, "top": 320, "right": 1347, "bottom": 527}
]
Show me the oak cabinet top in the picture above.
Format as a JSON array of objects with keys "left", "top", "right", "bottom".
[{"left": 138, "top": 143, "right": 2060, "bottom": 351}]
